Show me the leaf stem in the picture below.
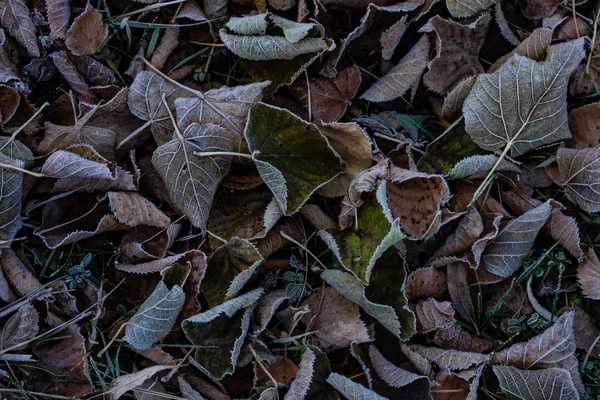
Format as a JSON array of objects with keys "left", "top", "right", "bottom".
[
  {"left": 0, "top": 162, "right": 45, "bottom": 177},
  {"left": 0, "top": 102, "right": 49, "bottom": 153},
  {"left": 193, "top": 151, "right": 253, "bottom": 159},
  {"left": 116, "top": 118, "right": 164, "bottom": 150}
]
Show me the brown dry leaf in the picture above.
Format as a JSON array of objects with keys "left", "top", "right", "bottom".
[
  {"left": 368, "top": 345, "right": 429, "bottom": 389},
  {"left": 568, "top": 103, "right": 600, "bottom": 149},
  {"left": 420, "top": 14, "right": 491, "bottom": 94},
  {"left": 441, "top": 76, "right": 475, "bottom": 123},
  {"left": 415, "top": 298, "right": 455, "bottom": 333},
  {"left": 32, "top": 325, "right": 94, "bottom": 397},
  {"left": 447, "top": 262, "right": 476, "bottom": 324},
  {"left": 150, "top": 27, "right": 180, "bottom": 70},
  {"left": 570, "top": 59, "right": 600, "bottom": 97},
  {"left": 434, "top": 323, "right": 494, "bottom": 352},
  {"left": 361, "top": 34, "right": 429, "bottom": 102},
  {"left": 0, "top": 303, "right": 38, "bottom": 350},
  {"left": 0, "top": 84, "right": 19, "bottom": 125},
  {"left": 385, "top": 168, "right": 450, "bottom": 239},
  {"left": 301, "top": 287, "right": 371, "bottom": 351},
  {"left": 405, "top": 267, "right": 447, "bottom": 302},
  {"left": 381, "top": 16, "right": 409, "bottom": 61},
  {"left": 40, "top": 122, "right": 117, "bottom": 159},
  {"left": 578, "top": 248, "right": 600, "bottom": 300},
  {"left": 407, "top": 344, "right": 486, "bottom": 371},
  {"left": 573, "top": 305, "right": 600, "bottom": 354},
  {"left": 495, "top": 2, "right": 520, "bottom": 46},
  {"left": 45, "top": 0, "right": 70, "bottom": 39},
  {"left": 430, "top": 207, "right": 483, "bottom": 266},
  {"left": 256, "top": 356, "right": 300, "bottom": 386},
  {"left": 254, "top": 289, "right": 288, "bottom": 335},
  {"left": 269, "top": 0, "right": 296, "bottom": 10},
  {"left": 120, "top": 225, "right": 180, "bottom": 261},
  {"left": 315, "top": 121, "right": 372, "bottom": 198},
  {"left": 74, "top": 55, "right": 117, "bottom": 86},
  {"left": 107, "top": 192, "right": 170, "bottom": 228},
  {"left": 0, "top": 0, "right": 39, "bottom": 57},
  {"left": 519, "top": 0, "right": 563, "bottom": 20},
  {"left": 51, "top": 51, "right": 98, "bottom": 104},
  {"left": 501, "top": 192, "right": 583, "bottom": 260},
  {"left": 289, "top": 65, "right": 361, "bottom": 123},
  {"left": 557, "top": 147, "right": 600, "bottom": 212},
  {"left": 1, "top": 248, "right": 41, "bottom": 297},
  {"left": 65, "top": 4, "right": 108, "bottom": 56},
  {"left": 107, "top": 365, "right": 170, "bottom": 400},
  {"left": 488, "top": 27, "right": 553, "bottom": 73}
]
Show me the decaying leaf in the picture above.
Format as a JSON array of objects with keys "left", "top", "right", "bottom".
[
  {"left": 108, "top": 365, "right": 170, "bottom": 400},
  {"left": 441, "top": 76, "right": 475, "bottom": 122},
  {"left": 447, "top": 0, "right": 494, "bottom": 17},
  {"left": 369, "top": 345, "right": 429, "bottom": 388},
  {"left": 556, "top": 146, "right": 600, "bottom": 212},
  {"left": 568, "top": 103, "right": 600, "bottom": 149},
  {"left": 182, "top": 289, "right": 263, "bottom": 379},
  {"left": 464, "top": 39, "right": 585, "bottom": 157},
  {"left": 446, "top": 154, "right": 520, "bottom": 179},
  {"left": 494, "top": 366, "right": 578, "bottom": 400},
  {"left": 45, "top": 0, "right": 70, "bottom": 39},
  {"left": 0, "top": 0, "right": 39, "bottom": 57},
  {"left": 0, "top": 303, "right": 38, "bottom": 350},
  {"left": 415, "top": 298, "right": 455, "bottom": 333},
  {"left": 150, "top": 27, "right": 179, "bottom": 70},
  {"left": 406, "top": 344, "right": 487, "bottom": 371},
  {"left": 405, "top": 267, "right": 447, "bottom": 301},
  {"left": 0, "top": 153, "right": 23, "bottom": 248},
  {"left": 152, "top": 123, "right": 235, "bottom": 231},
  {"left": 578, "top": 248, "right": 600, "bottom": 300},
  {"left": 1, "top": 248, "right": 41, "bottom": 296},
  {"left": 65, "top": 5, "right": 108, "bottom": 56},
  {"left": 421, "top": 14, "right": 491, "bottom": 94},
  {"left": 362, "top": 35, "right": 429, "bottom": 102},
  {"left": 51, "top": 51, "right": 98, "bottom": 104},
  {"left": 481, "top": 200, "right": 551, "bottom": 278},
  {"left": 380, "top": 16, "right": 408, "bottom": 61},
  {"left": 245, "top": 103, "right": 344, "bottom": 215}
]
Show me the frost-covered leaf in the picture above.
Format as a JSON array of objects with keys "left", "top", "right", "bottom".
[
  {"left": 493, "top": 366, "right": 578, "bottom": 400},
  {"left": 447, "top": 0, "right": 494, "bottom": 18},
  {"left": 415, "top": 298, "right": 455, "bottom": 333},
  {"left": 128, "top": 71, "right": 189, "bottom": 144},
  {"left": 381, "top": 16, "right": 408, "bottom": 61},
  {"left": 0, "top": 0, "right": 39, "bottom": 57},
  {"left": 556, "top": 146, "right": 600, "bottom": 212},
  {"left": 421, "top": 14, "right": 491, "bottom": 94},
  {"left": 201, "top": 237, "right": 263, "bottom": 307},
  {"left": 406, "top": 344, "right": 487, "bottom": 371},
  {"left": 45, "top": 0, "right": 70, "bottom": 39},
  {"left": 175, "top": 80, "right": 270, "bottom": 136},
  {"left": 318, "top": 188, "right": 403, "bottom": 283},
  {"left": 245, "top": 103, "right": 344, "bottom": 215},
  {"left": 316, "top": 121, "right": 372, "bottom": 198},
  {"left": 152, "top": 123, "right": 235, "bottom": 231},
  {"left": 447, "top": 154, "right": 520, "bottom": 179},
  {"left": 107, "top": 192, "right": 170, "bottom": 228},
  {"left": 182, "top": 289, "right": 263, "bottom": 379},
  {"left": 124, "top": 263, "right": 189, "bottom": 350},
  {"left": 51, "top": 51, "right": 98, "bottom": 104},
  {"left": 463, "top": 39, "right": 585, "bottom": 157},
  {"left": 42, "top": 145, "right": 116, "bottom": 180},
  {"left": 65, "top": 5, "right": 107, "bottom": 56},
  {"left": 568, "top": 103, "right": 600, "bottom": 149},
  {"left": 570, "top": 59, "right": 600, "bottom": 97},
  {"left": 405, "top": 267, "right": 447, "bottom": 302},
  {"left": 0, "top": 303, "right": 38, "bottom": 350},
  {"left": 1, "top": 248, "right": 40, "bottom": 297},
  {"left": 285, "top": 347, "right": 316, "bottom": 400},
  {"left": 326, "top": 373, "right": 387, "bottom": 400},
  {"left": 40, "top": 122, "right": 117, "bottom": 159},
  {"left": 107, "top": 365, "right": 170, "bottom": 400},
  {"left": 361, "top": 35, "right": 429, "bottom": 102},
  {"left": 481, "top": 200, "right": 551, "bottom": 278},
  {"left": 0, "top": 153, "right": 23, "bottom": 248},
  {"left": 442, "top": 76, "right": 476, "bottom": 122},
  {"left": 579, "top": 248, "right": 600, "bottom": 300},
  {"left": 150, "top": 27, "right": 179, "bottom": 70},
  {"left": 369, "top": 345, "right": 428, "bottom": 388}
]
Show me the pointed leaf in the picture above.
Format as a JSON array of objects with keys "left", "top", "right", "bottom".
[
  {"left": 557, "top": 146, "right": 600, "bottom": 212},
  {"left": 447, "top": 154, "right": 520, "bottom": 179},
  {"left": 326, "top": 373, "right": 387, "bottom": 400},
  {"left": 245, "top": 103, "right": 344, "bottom": 215},
  {"left": 152, "top": 123, "right": 235, "bottom": 230},
  {"left": 493, "top": 366, "right": 578, "bottom": 400},
  {"left": 65, "top": 4, "right": 108, "bottom": 56},
  {"left": 369, "top": 345, "right": 428, "bottom": 388},
  {"left": 108, "top": 365, "right": 171, "bottom": 400},
  {"left": 463, "top": 39, "right": 585, "bottom": 157},
  {"left": 0, "top": 154, "right": 23, "bottom": 247},
  {"left": 447, "top": 0, "right": 494, "bottom": 18},
  {"left": 0, "top": 303, "right": 38, "bottom": 350},
  {"left": 45, "top": 0, "right": 70, "bottom": 39},
  {"left": 0, "top": 0, "right": 39, "bottom": 57},
  {"left": 579, "top": 248, "right": 600, "bottom": 300},
  {"left": 285, "top": 347, "right": 316, "bottom": 400},
  {"left": 42, "top": 145, "right": 116, "bottom": 180}
]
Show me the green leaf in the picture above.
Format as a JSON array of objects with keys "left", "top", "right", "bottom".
[
  {"left": 124, "top": 263, "right": 189, "bottom": 350},
  {"left": 245, "top": 103, "right": 344, "bottom": 215},
  {"left": 152, "top": 123, "right": 235, "bottom": 231},
  {"left": 200, "top": 237, "right": 263, "bottom": 307},
  {"left": 318, "top": 186, "right": 403, "bottom": 283},
  {"left": 463, "top": 39, "right": 585, "bottom": 157},
  {"left": 391, "top": 114, "right": 430, "bottom": 141},
  {"left": 181, "top": 289, "right": 263, "bottom": 380}
]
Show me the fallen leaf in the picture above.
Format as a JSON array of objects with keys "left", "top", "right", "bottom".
[
  {"left": 446, "top": 154, "right": 520, "bottom": 180},
  {"left": 327, "top": 372, "right": 387, "bottom": 400},
  {"left": 493, "top": 366, "right": 578, "bottom": 400},
  {"left": 0, "top": 303, "right": 38, "bottom": 350},
  {"left": 519, "top": 0, "right": 562, "bottom": 20},
  {"left": 441, "top": 76, "right": 475, "bottom": 123},
  {"left": 463, "top": 39, "right": 585, "bottom": 157},
  {"left": 182, "top": 289, "right": 263, "bottom": 379},
  {"left": 481, "top": 200, "right": 551, "bottom": 278},
  {"left": 447, "top": 262, "right": 476, "bottom": 324},
  {"left": 1, "top": 248, "right": 41, "bottom": 296},
  {"left": 65, "top": 4, "right": 108, "bottom": 56},
  {"left": 434, "top": 323, "right": 493, "bottom": 352},
  {"left": 447, "top": 0, "right": 494, "bottom": 17},
  {"left": 150, "top": 27, "right": 179, "bottom": 70},
  {"left": 406, "top": 344, "right": 486, "bottom": 371},
  {"left": 568, "top": 103, "right": 600, "bottom": 149},
  {"left": 0, "top": 153, "right": 23, "bottom": 247},
  {"left": 284, "top": 346, "right": 316, "bottom": 400},
  {"left": 107, "top": 191, "right": 170, "bottom": 228},
  {"left": 42, "top": 145, "right": 116, "bottom": 180},
  {"left": 245, "top": 103, "right": 344, "bottom": 215},
  {"left": 405, "top": 267, "right": 447, "bottom": 302},
  {"left": 380, "top": 16, "right": 408, "bottom": 61},
  {"left": 301, "top": 287, "right": 371, "bottom": 350},
  {"left": 40, "top": 122, "right": 117, "bottom": 159},
  {"left": 421, "top": 14, "right": 491, "bottom": 94},
  {"left": 152, "top": 123, "right": 235, "bottom": 231},
  {"left": 578, "top": 248, "right": 600, "bottom": 300},
  {"left": 51, "top": 51, "right": 98, "bottom": 104},
  {"left": 361, "top": 35, "right": 429, "bottom": 102},
  {"left": 45, "top": 0, "right": 70, "bottom": 39},
  {"left": 0, "top": 0, "right": 39, "bottom": 57},
  {"left": 556, "top": 146, "right": 600, "bottom": 212},
  {"left": 369, "top": 345, "right": 429, "bottom": 388},
  {"left": 415, "top": 298, "right": 455, "bottom": 333},
  {"left": 570, "top": 59, "right": 600, "bottom": 97},
  {"left": 108, "top": 365, "right": 170, "bottom": 400},
  {"left": 256, "top": 356, "right": 299, "bottom": 386}
]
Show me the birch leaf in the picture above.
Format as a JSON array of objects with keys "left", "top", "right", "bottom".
[
  {"left": 0, "top": 303, "right": 38, "bottom": 350},
  {"left": 0, "top": 0, "right": 40, "bottom": 57},
  {"left": 463, "top": 39, "right": 585, "bottom": 157},
  {"left": 284, "top": 347, "right": 316, "bottom": 400},
  {"left": 326, "top": 373, "right": 387, "bottom": 400},
  {"left": 493, "top": 366, "right": 578, "bottom": 400},
  {"left": 124, "top": 263, "right": 189, "bottom": 350},
  {"left": 481, "top": 200, "right": 551, "bottom": 278},
  {"left": 128, "top": 71, "right": 189, "bottom": 145},
  {"left": 45, "top": 0, "right": 70, "bottom": 39},
  {"left": 182, "top": 289, "right": 263, "bottom": 379},
  {"left": 361, "top": 35, "right": 429, "bottom": 102},
  {"left": 152, "top": 123, "right": 235, "bottom": 231},
  {"left": 318, "top": 189, "right": 403, "bottom": 283},
  {"left": 245, "top": 103, "right": 344, "bottom": 215},
  {"left": 200, "top": 237, "right": 263, "bottom": 307},
  {"left": 556, "top": 146, "right": 600, "bottom": 212},
  {"left": 65, "top": 4, "right": 108, "bottom": 56}
]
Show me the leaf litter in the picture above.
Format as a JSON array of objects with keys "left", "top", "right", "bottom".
[{"left": 0, "top": 0, "right": 599, "bottom": 399}]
